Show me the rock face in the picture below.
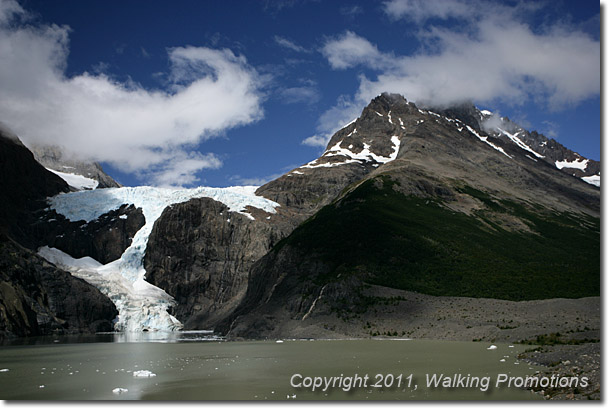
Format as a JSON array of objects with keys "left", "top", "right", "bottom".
[
  {"left": 218, "top": 93, "right": 600, "bottom": 339},
  {"left": 29, "top": 144, "right": 121, "bottom": 188},
  {"left": 140, "top": 99, "right": 414, "bottom": 330},
  {"left": 255, "top": 93, "right": 408, "bottom": 217},
  {"left": 0, "top": 234, "right": 118, "bottom": 338},
  {"left": 31, "top": 204, "right": 145, "bottom": 265},
  {"left": 0, "top": 128, "right": 118, "bottom": 339},
  {"left": 433, "top": 104, "right": 601, "bottom": 181},
  {"left": 144, "top": 197, "right": 289, "bottom": 329},
  {"left": 0, "top": 128, "right": 69, "bottom": 244}
]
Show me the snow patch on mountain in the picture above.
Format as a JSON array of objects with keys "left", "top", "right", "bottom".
[
  {"left": 42, "top": 186, "right": 280, "bottom": 331},
  {"left": 465, "top": 126, "right": 512, "bottom": 159},
  {"left": 46, "top": 168, "right": 99, "bottom": 190},
  {"left": 555, "top": 158, "right": 589, "bottom": 171},
  {"left": 497, "top": 128, "right": 545, "bottom": 159},
  {"left": 301, "top": 136, "right": 401, "bottom": 169},
  {"left": 581, "top": 175, "right": 600, "bottom": 187}
]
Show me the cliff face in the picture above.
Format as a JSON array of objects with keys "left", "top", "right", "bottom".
[
  {"left": 0, "top": 129, "right": 69, "bottom": 245},
  {"left": 0, "top": 234, "right": 118, "bottom": 338},
  {"left": 31, "top": 204, "right": 145, "bottom": 265},
  {"left": 0, "top": 129, "right": 119, "bottom": 339},
  {"left": 143, "top": 197, "right": 289, "bottom": 329}
]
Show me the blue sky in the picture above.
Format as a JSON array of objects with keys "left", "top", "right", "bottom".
[{"left": 0, "top": 0, "right": 601, "bottom": 187}]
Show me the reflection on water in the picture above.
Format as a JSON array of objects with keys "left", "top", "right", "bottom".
[
  {"left": 107, "top": 330, "right": 224, "bottom": 343},
  {"left": 1, "top": 330, "right": 223, "bottom": 346}
]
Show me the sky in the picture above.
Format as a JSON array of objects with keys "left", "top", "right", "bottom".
[{"left": 0, "top": 0, "right": 601, "bottom": 188}]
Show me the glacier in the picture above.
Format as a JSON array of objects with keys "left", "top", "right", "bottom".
[{"left": 39, "top": 186, "right": 280, "bottom": 332}]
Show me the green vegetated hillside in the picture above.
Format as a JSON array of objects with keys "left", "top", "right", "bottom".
[{"left": 276, "top": 175, "right": 600, "bottom": 301}]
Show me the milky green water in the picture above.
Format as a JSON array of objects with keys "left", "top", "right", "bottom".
[{"left": 0, "top": 336, "right": 543, "bottom": 400}]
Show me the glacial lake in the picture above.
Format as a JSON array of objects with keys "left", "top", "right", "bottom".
[{"left": 0, "top": 334, "right": 543, "bottom": 400}]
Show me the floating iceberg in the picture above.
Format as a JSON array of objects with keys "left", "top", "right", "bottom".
[{"left": 133, "top": 370, "right": 156, "bottom": 378}]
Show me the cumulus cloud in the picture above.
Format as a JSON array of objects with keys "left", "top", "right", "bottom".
[
  {"left": 0, "top": 0, "right": 22, "bottom": 24},
  {"left": 363, "top": 24, "right": 597, "bottom": 108},
  {"left": 301, "top": 135, "right": 328, "bottom": 148},
  {"left": 145, "top": 152, "right": 223, "bottom": 188},
  {"left": 320, "top": 31, "right": 393, "bottom": 70},
  {"left": 307, "top": 1, "right": 599, "bottom": 147},
  {"left": 0, "top": 0, "right": 265, "bottom": 186}
]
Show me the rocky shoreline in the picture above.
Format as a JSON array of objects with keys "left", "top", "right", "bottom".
[{"left": 518, "top": 343, "right": 600, "bottom": 400}]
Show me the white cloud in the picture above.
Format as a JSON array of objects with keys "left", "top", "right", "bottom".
[
  {"left": 480, "top": 112, "right": 504, "bottom": 134},
  {"left": 301, "top": 134, "right": 329, "bottom": 148},
  {"left": 382, "top": 0, "right": 543, "bottom": 24},
  {"left": 302, "top": 95, "right": 362, "bottom": 148},
  {"left": 320, "top": 31, "right": 393, "bottom": 70},
  {"left": 279, "top": 85, "right": 320, "bottom": 105},
  {"left": 383, "top": 0, "right": 472, "bottom": 23},
  {"left": 348, "top": 22, "right": 600, "bottom": 109},
  {"left": 0, "top": 0, "right": 23, "bottom": 25},
  {"left": 274, "top": 35, "right": 310, "bottom": 53},
  {"left": 145, "top": 152, "right": 222, "bottom": 188},
  {"left": 229, "top": 172, "right": 284, "bottom": 186},
  {"left": 309, "top": 3, "right": 600, "bottom": 147},
  {"left": 0, "top": 1, "right": 265, "bottom": 186}
]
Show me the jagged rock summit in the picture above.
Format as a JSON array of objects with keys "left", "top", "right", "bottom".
[{"left": 296, "top": 93, "right": 599, "bottom": 187}]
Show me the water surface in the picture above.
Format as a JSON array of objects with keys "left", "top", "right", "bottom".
[{"left": 0, "top": 335, "right": 543, "bottom": 400}]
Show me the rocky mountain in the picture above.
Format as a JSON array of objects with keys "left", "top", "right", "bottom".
[
  {"left": 29, "top": 143, "right": 121, "bottom": 189},
  {"left": 0, "top": 234, "right": 118, "bottom": 337},
  {"left": 0, "top": 126, "right": 69, "bottom": 242},
  {"left": 0, "top": 128, "right": 118, "bottom": 339},
  {"left": 417, "top": 102, "right": 600, "bottom": 185},
  {"left": 218, "top": 93, "right": 600, "bottom": 338},
  {"left": 1, "top": 93, "right": 599, "bottom": 341}
]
